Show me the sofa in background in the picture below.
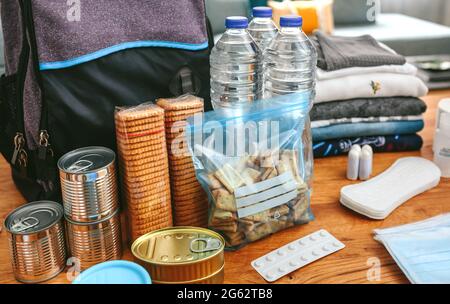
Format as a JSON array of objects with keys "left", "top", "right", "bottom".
[{"left": 206, "top": 0, "right": 450, "bottom": 56}]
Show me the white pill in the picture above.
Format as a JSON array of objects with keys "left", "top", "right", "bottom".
[
  {"left": 290, "top": 261, "right": 298, "bottom": 267},
  {"left": 254, "top": 261, "right": 263, "bottom": 268},
  {"left": 266, "top": 256, "right": 273, "bottom": 262},
  {"left": 288, "top": 244, "right": 296, "bottom": 250}
]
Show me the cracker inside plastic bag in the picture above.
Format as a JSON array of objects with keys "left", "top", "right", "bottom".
[{"left": 186, "top": 96, "right": 314, "bottom": 249}]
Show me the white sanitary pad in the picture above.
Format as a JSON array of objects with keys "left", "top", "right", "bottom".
[{"left": 340, "top": 157, "right": 441, "bottom": 220}]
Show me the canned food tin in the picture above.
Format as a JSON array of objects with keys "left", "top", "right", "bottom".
[
  {"left": 58, "top": 146, "right": 119, "bottom": 223},
  {"left": 66, "top": 210, "right": 122, "bottom": 270},
  {"left": 4, "top": 201, "right": 66, "bottom": 283},
  {"left": 131, "top": 227, "right": 225, "bottom": 284}
]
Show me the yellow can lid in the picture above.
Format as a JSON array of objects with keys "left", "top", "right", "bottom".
[{"left": 131, "top": 227, "right": 224, "bottom": 265}]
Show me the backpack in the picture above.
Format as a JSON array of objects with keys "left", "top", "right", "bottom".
[{"left": 0, "top": 0, "right": 213, "bottom": 202}]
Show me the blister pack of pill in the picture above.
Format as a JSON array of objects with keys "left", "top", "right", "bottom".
[{"left": 251, "top": 229, "right": 345, "bottom": 282}]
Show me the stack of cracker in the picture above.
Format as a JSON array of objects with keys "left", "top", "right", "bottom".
[
  {"left": 115, "top": 103, "right": 173, "bottom": 242},
  {"left": 157, "top": 95, "right": 208, "bottom": 227}
]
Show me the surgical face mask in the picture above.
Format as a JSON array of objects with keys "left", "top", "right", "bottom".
[{"left": 374, "top": 213, "right": 450, "bottom": 284}]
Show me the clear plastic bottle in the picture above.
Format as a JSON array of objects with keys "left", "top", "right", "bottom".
[
  {"left": 264, "top": 15, "right": 317, "bottom": 102},
  {"left": 264, "top": 15, "right": 318, "bottom": 185},
  {"left": 210, "top": 16, "right": 263, "bottom": 113},
  {"left": 248, "top": 7, "right": 279, "bottom": 51}
]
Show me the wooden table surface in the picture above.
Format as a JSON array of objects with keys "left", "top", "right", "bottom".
[{"left": 1, "top": 90, "right": 449, "bottom": 284}]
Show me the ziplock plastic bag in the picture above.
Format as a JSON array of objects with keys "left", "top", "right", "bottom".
[
  {"left": 185, "top": 93, "right": 314, "bottom": 249},
  {"left": 374, "top": 213, "right": 450, "bottom": 284}
]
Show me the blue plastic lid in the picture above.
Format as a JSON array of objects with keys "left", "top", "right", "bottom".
[
  {"left": 252, "top": 7, "right": 272, "bottom": 18},
  {"left": 225, "top": 16, "right": 249, "bottom": 29},
  {"left": 72, "top": 261, "right": 151, "bottom": 284},
  {"left": 280, "top": 16, "right": 303, "bottom": 27}
]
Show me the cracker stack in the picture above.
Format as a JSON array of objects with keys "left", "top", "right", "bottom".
[
  {"left": 157, "top": 95, "right": 208, "bottom": 227},
  {"left": 115, "top": 103, "right": 173, "bottom": 242}
]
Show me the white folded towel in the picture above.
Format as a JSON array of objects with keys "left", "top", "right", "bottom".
[
  {"left": 317, "top": 63, "right": 417, "bottom": 81},
  {"left": 315, "top": 73, "right": 428, "bottom": 104}
]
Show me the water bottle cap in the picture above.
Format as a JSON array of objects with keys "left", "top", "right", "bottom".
[
  {"left": 280, "top": 16, "right": 303, "bottom": 27},
  {"left": 225, "top": 16, "right": 249, "bottom": 29},
  {"left": 252, "top": 7, "right": 273, "bottom": 18}
]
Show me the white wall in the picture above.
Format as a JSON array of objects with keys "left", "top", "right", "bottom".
[{"left": 381, "top": 0, "right": 450, "bottom": 26}]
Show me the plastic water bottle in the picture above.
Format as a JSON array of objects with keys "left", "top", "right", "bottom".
[
  {"left": 264, "top": 16, "right": 317, "bottom": 103},
  {"left": 248, "top": 7, "right": 279, "bottom": 51},
  {"left": 210, "top": 16, "right": 263, "bottom": 113},
  {"left": 264, "top": 15, "right": 318, "bottom": 185}
]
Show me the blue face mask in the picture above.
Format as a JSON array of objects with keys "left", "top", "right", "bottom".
[{"left": 374, "top": 213, "right": 450, "bottom": 284}]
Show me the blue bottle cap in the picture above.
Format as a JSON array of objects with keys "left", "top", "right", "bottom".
[
  {"left": 252, "top": 7, "right": 273, "bottom": 18},
  {"left": 225, "top": 16, "right": 249, "bottom": 29},
  {"left": 280, "top": 16, "right": 303, "bottom": 27},
  {"left": 72, "top": 261, "right": 152, "bottom": 284}
]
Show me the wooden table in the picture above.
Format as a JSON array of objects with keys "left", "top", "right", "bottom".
[{"left": 1, "top": 90, "right": 449, "bottom": 284}]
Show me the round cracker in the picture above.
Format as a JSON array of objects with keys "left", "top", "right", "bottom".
[
  {"left": 157, "top": 96, "right": 204, "bottom": 111},
  {"left": 115, "top": 130, "right": 166, "bottom": 144},
  {"left": 115, "top": 105, "right": 163, "bottom": 121},
  {"left": 117, "top": 143, "right": 167, "bottom": 156},
  {"left": 119, "top": 155, "right": 168, "bottom": 169}
]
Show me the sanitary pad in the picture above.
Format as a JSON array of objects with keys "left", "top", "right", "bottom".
[{"left": 340, "top": 157, "right": 441, "bottom": 219}]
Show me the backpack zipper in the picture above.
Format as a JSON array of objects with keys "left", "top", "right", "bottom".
[
  {"left": 22, "top": 0, "right": 58, "bottom": 195},
  {"left": 23, "top": 0, "right": 53, "bottom": 161},
  {"left": 12, "top": 0, "right": 31, "bottom": 171}
]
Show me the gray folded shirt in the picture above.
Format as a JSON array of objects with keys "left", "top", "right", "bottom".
[
  {"left": 312, "top": 31, "right": 406, "bottom": 71},
  {"left": 310, "top": 97, "right": 427, "bottom": 121}
]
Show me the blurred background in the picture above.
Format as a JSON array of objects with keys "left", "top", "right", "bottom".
[
  {"left": 2, "top": 0, "right": 450, "bottom": 87},
  {"left": 205, "top": 0, "right": 450, "bottom": 89},
  {"left": 381, "top": 0, "right": 450, "bottom": 26}
]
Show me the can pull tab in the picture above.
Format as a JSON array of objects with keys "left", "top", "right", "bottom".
[
  {"left": 190, "top": 238, "right": 222, "bottom": 253},
  {"left": 11, "top": 217, "right": 40, "bottom": 233},
  {"left": 67, "top": 160, "right": 94, "bottom": 173}
]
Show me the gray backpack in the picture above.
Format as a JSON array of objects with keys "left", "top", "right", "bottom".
[{"left": 0, "top": 0, "right": 213, "bottom": 201}]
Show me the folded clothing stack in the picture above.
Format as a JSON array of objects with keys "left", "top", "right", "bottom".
[{"left": 311, "top": 32, "right": 428, "bottom": 158}]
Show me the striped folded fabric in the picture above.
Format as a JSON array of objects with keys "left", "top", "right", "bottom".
[{"left": 313, "top": 134, "right": 423, "bottom": 158}]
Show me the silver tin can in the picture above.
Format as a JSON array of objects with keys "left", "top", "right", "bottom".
[
  {"left": 65, "top": 210, "right": 123, "bottom": 270},
  {"left": 58, "top": 146, "right": 119, "bottom": 223},
  {"left": 4, "top": 201, "right": 66, "bottom": 283}
]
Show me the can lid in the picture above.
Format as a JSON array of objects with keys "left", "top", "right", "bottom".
[
  {"left": 58, "top": 146, "right": 115, "bottom": 173},
  {"left": 73, "top": 261, "right": 151, "bottom": 284},
  {"left": 132, "top": 227, "right": 224, "bottom": 265},
  {"left": 4, "top": 201, "right": 63, "bottom": 234}
]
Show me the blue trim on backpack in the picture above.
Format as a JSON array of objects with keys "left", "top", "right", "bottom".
[{"left": 39, "top": 40, "right": 209, "bottom": 71}]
